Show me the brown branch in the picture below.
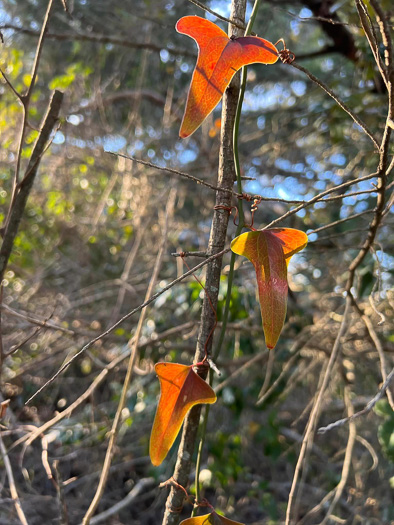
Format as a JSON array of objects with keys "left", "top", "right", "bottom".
[
  {"left": 351, "top": 297, "right": 394, "bottom": 409},
  {"left": 318, "top": 366, "right": 394, "bottom": 434},
  {"left": 320, "top": 386, "right": 356, "bottom": 524},
  {"left": 355, "top": 0, "right": 388, "bottom": 87},
  {"left": 187, "top": 0, "right": 246, "bottom": 30},
  {"left": 370, "top": 0, "right": 393, "bottom": 74},
  {"left": 308, "top": 209, "right": 374, "bottom": 234},
  {"left": 289, "top": 61, "right": 380, "bottom": 150},
  {"left": 264, "top": 172, "right": 379, "bottom": 229},
  {"left": 0, "top": 24, "right": 196, "bottom": 58},
  {"left": 0, "top": 90, "right": 63, "bottom": 282},
  {"left": 14, "top": 323, "right": 194, "bottom": 451},
  {"left": 111, "top": 153, "right": 381, "bottom": 211},
  {"left": 0, "top": 433, "right": 28, "bottom": 525},
  {"left": 81, "top": 89, "right": 169, "bottom": 111},
  {"left": 285, "top": 297, "right": 352, "bottom": 525},
  {"left": 108, "top": 152, "right": 235, "bottom": 196},
  {"left": 87, "top": 478, "right": 155, "bottom": 525},
  {"left": 81, "top": 189, "right": 176, "bottom": 524},
  {"left": 0, "top": 66, "right": 22, "bottom": 100},
  {"left": 25, "top": 246, "right": 231, "bottom": 405},
  {"left": 4, "top": 0, "right": 55, "bottom": 237}
]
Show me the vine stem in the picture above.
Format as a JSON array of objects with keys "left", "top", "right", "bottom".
[
  {"left": 192, "top": 0, "right": 263, "bottom": 512},
  {"left": 192, "top": 403, "right": 211, "bottom": 516},
  {"left": 161, "top": 1, "right": 247, "bottom": 522}
]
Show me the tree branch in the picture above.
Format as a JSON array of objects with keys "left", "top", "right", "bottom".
[
  {"left": 0, "top": 25, "right": 196, "bottom": 58},
  {"left": 0, "top": 90, "right": 63, "bottom": 283}
]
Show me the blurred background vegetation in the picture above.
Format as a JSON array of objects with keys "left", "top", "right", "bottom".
[{"left": 0, "top": 0, "right": 393, "bottom": 523}]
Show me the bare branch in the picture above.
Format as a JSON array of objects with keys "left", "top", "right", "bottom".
[
  {"left": 187, "top": 0, "right": 246, "bottom": 30},
  {"left": 285, "top": 297, "right": 352, "bottom": 525},
  {"left": 318, "top": 366, "right": 394, "bottom": 434},
  {"left": 81, "top": 189, "right": 176, "bottom": 524},
  {"left": 0, "top": 24, "right": 195, "bottom": 58},
  {"left": 25, "top": 246, "right": 231, "bottom": 404},
  {"left": 86, "top": 478, "right": 155, "bottom": 525},
  {"left": 0, "top": 433, "right": 29, "bottom": 525},
  {"left": 288, "top": 61, "right": 380, "bottom": 150},
  {"left": 0, "top": 66, "right": 23, "bottom": 101},
  {"left": 0, "top": 90, "right": 63, "bottom": 282}
]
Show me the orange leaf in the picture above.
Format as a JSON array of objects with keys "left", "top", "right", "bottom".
[
  {"left": 180, "top": 512, "right": 244, "bottom": 525},
  {"left": 150, "top": 363, "right": 216, "bottom": 466},
  {"left": 176, "top": 16, "right": 278, "bottom": 138},
  {"left": 231, "top": 228, "right": 307, "bottom": 349}
]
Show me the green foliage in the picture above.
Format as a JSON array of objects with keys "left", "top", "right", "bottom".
[
  {"left": 375, "top": 401, "right": 394, "bottom": 463},
  {"left": 210, "top": 432, "right": 244, "bottom": 487}
]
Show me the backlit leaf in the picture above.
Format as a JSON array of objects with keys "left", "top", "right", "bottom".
[
  {"left": 180, "top": 511, "right": 245, "bottom": 525},
  {"left": 150, "top": 363, "right": 216, "bottom": 466},
  {"left": 176, "top": 16, "right": 278, "bottom": 138},
  {"left": 231, "top": 228, "right": 307, "bottom": 349}
]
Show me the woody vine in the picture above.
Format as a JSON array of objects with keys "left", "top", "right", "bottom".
[{"left": 149, "top": 8, "right": 308, "bottom": 525}]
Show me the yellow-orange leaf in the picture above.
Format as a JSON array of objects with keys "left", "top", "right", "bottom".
[
  {"left": 176, "top": 16, "right": 278, "bottom": 138},
  {"left": 231, "top": 228, "right": 307, "bottom": 349},
  {"left": 180, "top": 512, "right": 245, "bottom": 525},
  {"left": 150, "top": 363, "right": 216, "bottom": 466}
]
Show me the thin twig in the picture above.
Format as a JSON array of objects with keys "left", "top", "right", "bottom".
[
  {"left": 0, "top": 67, "right": 22, "bottom": 100},
  {"left": 370, "top": 0, "right": 393, "bottom": 73},
  {"left": 15, "top": 323, "right": 195, "bottom": 450},
  {"left": 289, "top": 61, "right": 380, "bottom": 150},
  {"left": 172, "top": 251, "right": 208, "bottom": 258},
  {"left": 81, "top": 189, "right": 176, "bottom": 524},
  {"left": 5, "top": 0, "right": 55, "bottom": 232},
  {"left": 285, "top": 297, "right": 351, "bottom": 525},
  {"left": 355, "top": 0, "right": 388, "bottom": 88},
  {"left": 112, "top": 154, "right": 383, "bottom": 223},
  {"left": 0, "top": 25, "right": 195, "bottom": 58},
  {"left": 25, "top": 246, "right": 231, "bottom": 405},
  {"left": 187, "top": 0, "right": 246, "bottom": 30},
  {"left": 317, "top": 366, "right": 394, "bottom": 434},
  {"left": 359, "top": 306, "right": 394, "bottom": 409},
  {"left": 308, "top": 209, "right": 374, "bottom": 234},
  {"left": 53, "top": 460, "right": 69, "bottom": 525},
  {"left": 320, "top": 386, "right": 356, "bottom": 525},
  {"left": 264, "top": 172, "right": 379, "bottom": 229},
  {"left": 214, "top": 351, "right": 268, "bottom": 394},
  {"left": 84, "top": 478, "right": 155, "bottom": 525},
  {"left": 0, "top": 433, "right": 29, "bottom": 525},
  {"left": 0, "top": 90, "right": 63, "bottom": 282},
  {"left": 108, "top": 152, "right": 234, "bottom": 195}
]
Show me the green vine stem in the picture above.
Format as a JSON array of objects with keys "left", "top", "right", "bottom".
[
  {"left": 192, "top": 402, "right": 211, "bottom": 515},
  {"left": 192, "top": 0, "right": 263, "bottom": 514}
]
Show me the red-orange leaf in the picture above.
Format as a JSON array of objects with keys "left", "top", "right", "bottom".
[
  {"left": 180, "top": 512, "right": 244, "bottom": 525},
  {"left": 231, "top": 228, "right": 307, "bottom": 349},
  {"left": 176, "top": 16, "right": 279, "bottom": 138},
  {"left": 150, "top": 363, "right": 216, "bottom": 466}
]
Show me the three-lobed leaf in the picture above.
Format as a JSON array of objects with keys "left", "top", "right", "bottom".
[
  {"left": 180, "top": 512, "right": 245, "bottom": 525},
  {"left": 150, "top": 362, "right": 216, "bottom": 466},
  {"left": 176, "top": 16, "right": 279, "bottom": 138},
  {"left": 231, "top": 228, "right": 307, "bottom": 349}
]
